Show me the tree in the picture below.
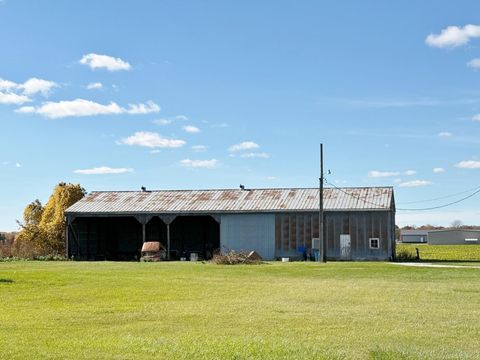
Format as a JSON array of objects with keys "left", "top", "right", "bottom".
[
  {"left": 450, "top": 220, "right": 463, "bottom": 229},
  {"left": 14, "top": 183, "right": 85, "bottom": 257}
]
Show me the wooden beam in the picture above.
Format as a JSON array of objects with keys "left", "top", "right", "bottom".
[{"left": 166, "top": 223, "right": 171, "bottom": 260}]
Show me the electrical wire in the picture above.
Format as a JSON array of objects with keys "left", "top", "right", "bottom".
[
  {"left": 324, "top": 179, "right": 390, "bottom": 209},
  {"left": 396, "top": 185, "right": 480, "bottom": 204},
  {"left": 324, "top": 179, "right": 480, "bottom": 212}
]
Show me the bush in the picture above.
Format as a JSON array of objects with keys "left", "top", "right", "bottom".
[
  {"left": 211, "top": 250, "right": 262, "bottom": 265},
  {"left": 396, "top": 247, "right": 419, "bottom": 262},
  {"left": 0, "top": 244, "right": 12, "bottom": 258}
]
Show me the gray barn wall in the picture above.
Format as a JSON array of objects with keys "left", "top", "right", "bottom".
[
  {"left": 428, "top": 230, "right": 480, "bottom": 245},
  {"left": 220, "top": 214, "right": 276, "bottom": 260}
]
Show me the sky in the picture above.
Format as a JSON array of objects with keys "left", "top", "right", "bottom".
[{"left": 1, "top": 0, "right": 480, "bottom": 230}]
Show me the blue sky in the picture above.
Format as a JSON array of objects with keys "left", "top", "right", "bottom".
[{"left": 1, "top": 0, "right": 480, "bottom": 230}]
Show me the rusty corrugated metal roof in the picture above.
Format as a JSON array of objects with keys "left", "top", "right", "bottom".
[{"left": 66, "top": 187, "right": 393, "bottom": 215}]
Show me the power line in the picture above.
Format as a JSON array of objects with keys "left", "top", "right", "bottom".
[
  {"left": 324, "top": 179, "right": 390, "bottom": 209},
  {"left": 397, "top": 185, "right": 480, "bottom": 204},
  {"left": 325, "top": 179, "right": 480, "bottom": 212},
  {"left": 396, "top": 187, "right": 480, "bottom": 211}
]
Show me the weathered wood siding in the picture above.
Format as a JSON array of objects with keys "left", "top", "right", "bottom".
[{"left": 275, "top": 211, "right": 394, "bottom": 260}]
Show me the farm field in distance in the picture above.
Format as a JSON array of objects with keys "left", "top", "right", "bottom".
[
  {"left": 397, "top": 243, "right": 480, "bottom": 262},
  {"left": 1, "top": 261, "right": 480, "bottom": 359}
]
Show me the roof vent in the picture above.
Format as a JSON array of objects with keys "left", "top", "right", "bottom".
[
  {"left": 239, "top": 184, "right": 245, "bottom": 190},
  {"left": 141, "top": 186, "right": 147, "bottom": 192}
]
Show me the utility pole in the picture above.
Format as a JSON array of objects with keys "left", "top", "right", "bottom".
[{"left": 319, "top": 143, "right": 326, "bottom": 262}]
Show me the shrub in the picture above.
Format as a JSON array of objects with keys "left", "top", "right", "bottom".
[{"left": 396, "top": 248, "right": 419, "bottom": 262}]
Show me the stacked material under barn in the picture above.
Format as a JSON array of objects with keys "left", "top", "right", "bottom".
[{"left": 65, "top": 187, "right": 395, "bottom": 261}]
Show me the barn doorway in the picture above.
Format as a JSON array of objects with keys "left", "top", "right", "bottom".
[
  {"left": 70, "top": 217, "right": 142, "bottom": 261},
  {"left": 169, "top": 216, "right": 220, "bottom": 260}
]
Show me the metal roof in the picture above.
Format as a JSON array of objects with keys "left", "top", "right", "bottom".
[
  {"left": 428, "top": 229, "right": 480, "bottom": 233},
  {"left": 66, "top": 187, "right": 394, "bottom": 215},
  {"left": 400, "top": 230, "right": 429, "bottom": 236}
]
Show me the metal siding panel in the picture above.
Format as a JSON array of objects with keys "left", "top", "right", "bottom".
[{"left": 220, "top": 214, "right": 275, "bottom": 260}]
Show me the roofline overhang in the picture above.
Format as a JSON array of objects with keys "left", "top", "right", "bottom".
[{"left": 65, "top": 208, "right": 393, "bottom": 217}]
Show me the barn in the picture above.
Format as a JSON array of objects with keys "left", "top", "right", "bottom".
[
  {"left": 64, "top": 186, "right": 395, "bottom": 261},
  {"left": 400, "top": 229, "right": 429, "bottom": 243},
  {"left": 427, "top": 229, "right": 480, "bottom": 245}
]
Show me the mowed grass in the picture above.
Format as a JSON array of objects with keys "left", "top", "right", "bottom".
[
  {"left": 1, "top": 262, "right": 480, "bottom": 359},
  {"left": 397, "top": 243, "right": 480, "bottom": 262}
]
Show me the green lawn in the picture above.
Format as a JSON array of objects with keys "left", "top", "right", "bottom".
[
  {"left": 1, "top": 262, "right": 480, "bottom": 359},
  {"left": 397, "top": 243, "right": 480, "bottom": 262}
]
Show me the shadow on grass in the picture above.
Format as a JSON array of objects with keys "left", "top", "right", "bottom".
[{"left": 0, "top": 278, "right": 14, "bottom": 283}]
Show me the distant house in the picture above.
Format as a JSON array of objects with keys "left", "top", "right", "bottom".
[
  {"left": 428, "top": 229, "right": 480, "bottom": 245},
  {"left": 65, "top": 186, "right": 396, "bottom": 261},
  {"left": 400, "top": 229, "right": 428, "bottom": 243}
]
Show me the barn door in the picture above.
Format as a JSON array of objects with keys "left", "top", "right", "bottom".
[{"left": 340, "top": 234, "right": 351, "bottom": 260}]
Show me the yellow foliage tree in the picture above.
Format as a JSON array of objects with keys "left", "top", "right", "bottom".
[{"left": 15, "top": 183, "right": 85, "bottom": 257}]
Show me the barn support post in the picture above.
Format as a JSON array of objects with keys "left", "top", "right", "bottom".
[
  {"left": 166, "top": 224, "right": 170, "bottom": 260},
  {"left": 159, "top": 215, "right": 177, "bottom": 260},
  {"left": 134, "top": 215, "right": 153, "bottom": 243},
  {"left": 65, "top": 217, "right": 69, "bottom": 258}
]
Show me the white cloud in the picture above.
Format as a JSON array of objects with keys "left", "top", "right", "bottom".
[
  {"left": 404, "top": 170, "right": 416, "bottom": 176},
  {"left": 472, "top": 114, "right": 480, "bottom": 121},
  {"left": 455, "top": 160, "right": 480, "bottom": 169},
  {"left": 393, "top": 178, "right": 402, "bottom": 183},
  {"left": 175, "top": 115, "right": 188, "bottom": 121},
  {"left": 182, "top": 125, "right": 200, "bottom": 133},
  {"left": 119, "top": 131, "right": 185, "bottom": 148},
  {"left": 229, "top": 141, "right": 260, "bottom": 152},
  {"left": 180, "top": 158, "right": 219, "bottom": 169},
  {"left": 426, "top": 24, "right": 480, "bottom": 48},
  {"left": 398, "top": 180, "right": 433, "bottom": 188},
  {"left": 0, "top": 77, "right": 58, "bottom": 100},
  {"left": 153, "top": 118, "right": 172, "bottom": 125},
  {"left": 438, "top": 132, "right": 452, "bottom": 137},
  {"left": 16, "top": 98, "right": 160, "bottom": 118},
  {"left": 126, "top": 101, "right": 160, "bottom": 114},
  {"left": 86, "top": 82, "right": 103, "bottom": 90},
  {"left": 79, "top": 53, "right": 131, "bottom": 71},
  {"left": 368, "top": 170, "right": 400, "bottom": 178},
  {"left": 433, "top": 167, "right": 445, "bottom": 173},
  {"left": 19, "top": 78, "right": 58, "bottom": 96},
  {"left": 15, "top": 162, "right": 21, "bottom": 168},
  {"left": 0, "top": 79, "right": 18, "bottom": 91},
  {"left": 266, "top": 176, "right": 277, "bottom": 180},
  {"left": 0, "top": 92, "right": 31, "bottom": 105},
  {"left": 467, "top": 58, "right": 480, "bottom": 69},
  {"left": 74, "top": 166, "right": 133, "bottom": 175},
  {"left": 240, "top": 152, "right": 270, "bottom": 159},
  {"left": 192, "top": 145, "right": 207, "bottom": 152}
]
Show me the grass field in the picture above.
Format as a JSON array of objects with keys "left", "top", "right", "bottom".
[
  {"left": 397, "top": 243, "right": 480, "bottom": 262},
  {"left": 1, "top": 262, "right": 480, "bottom": 359}
]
